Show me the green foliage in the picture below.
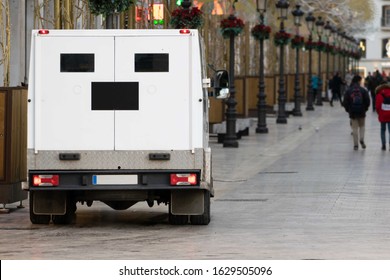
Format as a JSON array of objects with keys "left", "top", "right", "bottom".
[{"left": 88, "top": 0, "right": 133, "bottom": 16}]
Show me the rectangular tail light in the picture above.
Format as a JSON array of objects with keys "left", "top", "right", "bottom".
[
  {"left": 32, "top": 175, "right": 59, "bottom": 187},
  {"left": 170, "top": 173, "right": 197, "bottom": 186}
]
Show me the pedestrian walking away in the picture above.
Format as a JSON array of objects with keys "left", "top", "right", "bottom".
[
  {"left": 365, "top": 72, "right": 377, "bottom": 112},
  {"left": 311, "top": 75, "right": 319, "bottom": 103},
  {"left": 375, "top": 81, "right": 390, "bottom": 150},
  {"left": 330, "top": 72, "right": 345, "bottom": 107},
  {"left": 343, "top": 75, "right": 370, "bottom": 150}
]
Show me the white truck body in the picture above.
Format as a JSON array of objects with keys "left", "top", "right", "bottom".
[{"left": 27, "top": 29, "right": 227, "bottom": 225}]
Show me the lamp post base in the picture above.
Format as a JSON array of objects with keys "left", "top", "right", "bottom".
[
  {"left": 306, "top": 105, "right": 315, "bottom": 111},
  {"left": 223, "top": 140, "right": 239, "bottom": 148},
  {"left": 256, "top": 127, "right": 269, "bottom": 133},
  {"left": 276, "top": 117, "right": 287, "bottom": 124},
  {"left": 292, "top": 109, "right": 303, "bottom": 116}
]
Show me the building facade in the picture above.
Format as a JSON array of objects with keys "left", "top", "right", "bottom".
[{"left": 359, "top": 0, "right": 390, "bottom": 76}]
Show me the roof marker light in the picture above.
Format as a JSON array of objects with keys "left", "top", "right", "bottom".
[
  {"left": 38, "top": 29, "right": 50, "bottom": 35},
  {"left": 179, "top": 29, "right": 191, "bottom": 35}
]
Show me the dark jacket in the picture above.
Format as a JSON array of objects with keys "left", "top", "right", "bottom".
[
  {"left": 375, "top": 83, "right": 390, "bottom": 123},
  {"left": 331, "top": 74, "right": 344, "bottom": 93},
  {"left": 343, "top": 83, "right": 370, "bottom": 119}
]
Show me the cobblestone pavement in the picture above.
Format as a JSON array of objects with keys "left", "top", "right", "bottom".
[{"left": 1, "top": 102, "right": 390, "bottom": 260}]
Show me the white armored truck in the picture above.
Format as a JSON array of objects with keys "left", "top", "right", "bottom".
[{"left": 26, "top": 29, "right": 229, "bottom": 225}]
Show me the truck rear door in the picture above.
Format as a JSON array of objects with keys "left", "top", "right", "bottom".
[
  {"left": 114, "top": 35, "right": 191, "bottom": 150},
  {"left": 36, "top": 36, "right": 115, "bottom": 151}
]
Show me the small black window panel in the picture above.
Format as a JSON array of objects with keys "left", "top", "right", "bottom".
[
  {"left": 91, "top": 82, "right": 139, "bottom": 111},
  {"left": 61, "top": 53, "right": 94, "bottom": 72},
  {"left": 135, "top": 53, "right": 169, "bottom": 72}
]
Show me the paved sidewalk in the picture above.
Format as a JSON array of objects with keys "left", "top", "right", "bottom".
[{"left": 211, "top": 101, "right": 390, "bottom": 259}]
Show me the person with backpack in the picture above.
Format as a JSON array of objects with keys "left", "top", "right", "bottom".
[
  {"left": 375, "top": 81, "right": 390, "bottom": 150},
  {"left": 343, "top": 75, "right": 371, "bottom": 150}
]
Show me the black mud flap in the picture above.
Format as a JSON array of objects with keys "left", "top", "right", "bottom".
[
  {"left": 170, "top": 190, "right": 204, "bottom": 215},
  {"left": 32, "top": 191, "right": 66, "bottom": 215}
]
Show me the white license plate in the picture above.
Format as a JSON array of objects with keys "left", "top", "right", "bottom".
[{"left": 92, "top": 175, "right": 138, "bottom": 185}]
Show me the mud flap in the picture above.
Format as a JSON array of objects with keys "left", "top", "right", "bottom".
[
  {"left": 170, "top": 190, "right": 204, "bottom": 215},
  {"left": 32, "top": 191, "right": 66, "bottom": 215}
]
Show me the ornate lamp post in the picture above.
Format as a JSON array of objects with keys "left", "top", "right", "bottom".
[
  {"left": 315, "top": 16, "right": 324, "bottom": 106},
  {"left": 275, "top": 0, "right": 289, "bottom": 124},
  {"left": 305, "top": 12, "right": 315, "bottom": 111},
  {"left": 340, "top": 31, "right": 346, "bottom": 79},
  {"left": 221, "top": 6, "right": 244, "bottom": 148},
  {"left": 181, "top": 0, "right": 191, "bottom": 9},
  {"left": 323, "top": 21, "right": 332, "bottom": 102},
  {"left": 331, "top": 26, "right": 337, "bottom": 75},
  {"left": 291, "top": 4, "right": 304, "bottom": 117},
  {"left": 254, "top": 0, "right": 269, "bottom": 133}
]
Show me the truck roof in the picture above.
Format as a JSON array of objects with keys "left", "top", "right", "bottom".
[{"left": 33, "top": 29, "right": 199, "bottom": 37}]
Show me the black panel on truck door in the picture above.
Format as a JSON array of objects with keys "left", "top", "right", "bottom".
[{"left": 91, "top": 82, "right": 139, "bottom": 110}]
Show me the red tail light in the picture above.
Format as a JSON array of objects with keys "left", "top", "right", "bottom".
[
  {"left": 170, "top": 173, "right": 197, "bottom": 186},
  {"left": 38, "top": 29, "right": 50, "bottom": 35},
  {"left": 33, "top": 175, "right": 59, "bottom": 186}
]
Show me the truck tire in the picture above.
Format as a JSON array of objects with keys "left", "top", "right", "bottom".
[
  {"left": 168, "top": 213, "right": 188, "bottom": 225},
  {"left": 190, "top": 190, "right": 210, "bottom": 225},
  {"left": 29, "top": 191, "right": 51, "bottom": 224}
]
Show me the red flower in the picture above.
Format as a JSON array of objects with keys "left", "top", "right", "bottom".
[{"left": 220, "top": 17, "right": 245, "bottom": 29}]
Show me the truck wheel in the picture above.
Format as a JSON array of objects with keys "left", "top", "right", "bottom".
[
  {"left": 29, "top": 192, "right": 50, "bottom": 224},
  {"left": 168, "top": 213, "right": 188, "bottom": 225},
  {"left": 190, "top": 190, "right": 210, "bottom": 225}
]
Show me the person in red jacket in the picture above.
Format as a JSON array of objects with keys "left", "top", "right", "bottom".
[{"left": 375, "top": 81, "right": 390, "bottom": 150}]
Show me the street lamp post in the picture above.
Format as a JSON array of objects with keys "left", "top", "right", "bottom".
[
  {"left": 255, "top": 0, "right": 269, "bottom": 133},
  {"left": 291, "top": 4, "right": 304, "bottom": 117},
  {"left": 305, "top": 12, "right": 315, "bottom": 111},
  {"left": 340, "top": 32, "right": 346, "bottom": 79},
  {"left": 315, "top": 16, "right": 324, "bottom": 106},
  {"left": 331, "top": 26, "right": 337, "bottom": 75},
  {"left": 223, "top": 13, "right": 239, "bottom": 148},
  {"left": 275, "top": 0, "right": 289, "bottom": 124},
  {"left": 324, "top": 21, "right": 332, "bottom": 102}
]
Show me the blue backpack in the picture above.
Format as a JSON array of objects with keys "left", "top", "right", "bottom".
[{"left": 349, "top": 86, "right": 364, "bottom": 113}]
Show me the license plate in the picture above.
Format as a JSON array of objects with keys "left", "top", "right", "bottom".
[{"left": 92, "top": 175, "right": 138, "bottom": 185}]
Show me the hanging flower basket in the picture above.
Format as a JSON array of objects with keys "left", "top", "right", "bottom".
[
  {"left": 304, "top": 39, "right": 316, "bottom": 50},
  {"left": 220, "top": 16, "right": 245, "bottom": 39},
  {"left": 315, "top": 41, "right": 327, "bottom": 52},
  {"left": 331, "top": 46, "right": 339, "bottom": 55},
  {"left": 88, "top": 0, "right": 132, "bottom": 16},
  {"left": 170, "top": 6, "right": 204, "bottom": 29},
  {"left": 274, "top": 31, "right": 291, "bottom": 46},
  {"left": 324, "top": 44, "right": 334, "bottom": 54},
  {"left": 339, "top": 49, "right": 348, "bottom": 57},
  {"left": 251, "top": 24, "right": 271, "bottom": 40},
  {"left": 353, "top": 51, "right": 363, "bottom": 60},
  {"left": 290, "top": 35, "right": 304, "bottom": 49}
]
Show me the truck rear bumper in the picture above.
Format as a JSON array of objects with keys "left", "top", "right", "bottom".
[{"left": 28, "top": 169, "right": 206, "bottom": 191}]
